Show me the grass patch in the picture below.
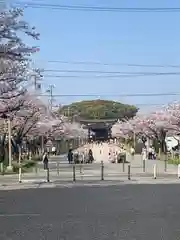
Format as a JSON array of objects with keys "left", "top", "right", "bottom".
[
  {"left": 168, "top": 158, "right": 180, "bottom": 165},
  {"left": 0, "top": 160, "right": 37, "bottom": 175},
  {"left": 31, "top": 156, "right": 42, "bottom": 162},
  {"left": 12, "top": 160, "right": 37, "bottom": 173}
]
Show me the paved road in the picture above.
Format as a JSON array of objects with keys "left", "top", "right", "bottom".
[{"left": 0, "top": 185, "right": 180, "bottom": 239}]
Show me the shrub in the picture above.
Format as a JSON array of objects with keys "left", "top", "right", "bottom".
[
  {"left": 32, "top": 156, "right": 42, "bottom": 162},
  {"left": 168, "top": 158, "right": 180, "bottom": 165},
  {"left": 12, "top": 160, "right": 37, "bottom": 173}
]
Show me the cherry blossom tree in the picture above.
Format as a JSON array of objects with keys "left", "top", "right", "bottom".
[
  {"left": 0, "top": 7, "right": 42, "bottom": 163},
  {"left": 164, "top": 102, "right": 180, "bottom": 135},
  {"left": 0, "top": 8, "right": 40, "bottom": 115},
  {"left": 133, "top": 111, "right": 169, "bottom": 152},
  {"left": 112, "top": 120, "right": 134, "bottom": 139},
  {"left": 112, "top": 110, "right": 170, "bottom": 152}
]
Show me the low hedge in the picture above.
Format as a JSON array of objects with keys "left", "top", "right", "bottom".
[
  {"left": 168, "top": 158, "right": 180, "bottom": 165},
  {"left": 12, "top": 160, "right": 37, "bottom": 173},
  {"left": 31, "top": 156, "right": 42, "bottom": 162}
]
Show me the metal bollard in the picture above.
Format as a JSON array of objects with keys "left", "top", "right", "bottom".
[
  {"left": 47, "top": 168, "right": 50, "bottom": 182},
  {"left": 153, "top": 164, "right": 157, "bottom": 179},
  {"left": 35, "top": 164, "right": 38, "bottom": 175},
  {"left": 57, "top": 162, "right": 60, "bottom": 176},
  {"left": 0, "top": 162, "right": 3, "bottom": 173},
  {"left": 80, "top": 163, "right": 84, "bottom": 180},
  {"left": 122, "top": 158, "right": 125, "bottom": 172},
  {"left": 18, "top": 165, "right": 22, "bottom": 183},
  {"left": 178, "top": 164, "right": 180, "bottom": 179},
  {"left": 80, "top": 163, "right": 82, "bottom": 174},
  {"left": 0, "top": 162, "right": 4, "bottom": 175},
  {"left": 101, "top": 161, "right": 104, "bottom": 181},
  {"left": 164, "top": 159, "right": 167, "bottom": 172},
  {"left": 73, "top": 164, "right": 76, "bottom": 182},
  {"left": 143, "top": 159, "right": 146, "bottom": 172},
  {"left": 128, "top": 164, "right": 131, "bottom": 180}
]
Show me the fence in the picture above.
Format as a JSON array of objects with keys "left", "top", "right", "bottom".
[{"left": 14, "top": 160, "right": 180, "bottom": 183}]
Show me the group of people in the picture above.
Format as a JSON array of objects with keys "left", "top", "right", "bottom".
[
  {"left": 41, "top": 147, "right": 95, "bottom": 170},
  {"left": 142, "top": 146, "right": 156, "bottom": 160},
  {"left": 68, "top": 148, "right": 94, "bottom": 164}
]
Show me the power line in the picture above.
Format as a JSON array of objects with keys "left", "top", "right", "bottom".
[
  {"left": 13, "top": 2, "right": 180, "bottom": 12},
  {"left": 43, "top": 74, "right": 147, "bottom": 78},
  {"left": 36, "top": 92, "right": 180, "bottom": 97},
  {"left": 42, "top": 73, "right": 180, "bottom": 79},
  {"left": 35, "top": 92, "right": 180, "bottom": 107},
  {"left": 37, "top": 60, "right": 180, "bottom": 69},
  {"left": 43, "top": 69, "right": 180, "bottom": 76}
]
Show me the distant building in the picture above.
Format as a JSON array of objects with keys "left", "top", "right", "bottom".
[{"left": 80, "top": 119, "right": 117, "bottom": 141}]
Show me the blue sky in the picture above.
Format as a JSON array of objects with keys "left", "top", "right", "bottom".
[{"left": 11, "top": 0, "right": 180, "bottom": 112}]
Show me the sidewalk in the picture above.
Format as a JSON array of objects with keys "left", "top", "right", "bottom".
[
  {"left": 0, "top": 152, "right": 179, "bottom": 190},
  {"left": 130, "top": 154, "right": 178, "bottom": 174}
]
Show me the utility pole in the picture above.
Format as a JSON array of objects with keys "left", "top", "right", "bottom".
[
  {"left": 46, "top": 84, "right": 55, "bottom": 111},
  {"left": 7, "top": 119, "right": 12, "bottom": 170},
  {"left": 34, "top": 75, "right": 42, "bottom": 93},
  {"left": 34, "top": 75, "right": 37, "bottom": 90}
]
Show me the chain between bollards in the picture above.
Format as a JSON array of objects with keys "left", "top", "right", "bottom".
[
  {"left": 101, "top": 161, "right": 104, "bottom": 181},
  {"left": 128, "top": 164, "right": 131, "bottom": 180},
  {"left": 73, "top": 164, "right": 76, "bottom": 182}
]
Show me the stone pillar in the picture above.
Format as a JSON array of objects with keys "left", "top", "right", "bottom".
[{"left": 88, "top": 128, "right": 90, "bottom": 142}]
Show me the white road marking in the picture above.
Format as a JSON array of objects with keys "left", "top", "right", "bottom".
[{"left": 0, "top": 213, "right": 40, "bottom": 217}]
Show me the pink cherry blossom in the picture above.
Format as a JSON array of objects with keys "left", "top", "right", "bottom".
[
  {"left": 0, "top": 8, "right": 41, "bottom": 115},
  {"left": 0, "top": 7, "right": 87, "bottom": 146}
]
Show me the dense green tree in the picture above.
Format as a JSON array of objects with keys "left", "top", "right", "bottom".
[{"left": 59, "top": 100, "right": 138, "bottom": 120}]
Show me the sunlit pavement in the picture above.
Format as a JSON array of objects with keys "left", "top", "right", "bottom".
[{"left": 0, "top": 185, "right": 180, "bottom": 239}]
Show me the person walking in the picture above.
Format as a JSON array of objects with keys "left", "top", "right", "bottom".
[
  {"left": 68, "top": 149, "right": 73, "bottom": 164},
  {"left": 130, "top": 146, "right": 135, "bottom": 156},
  {"left": 88, "top": 149, "right": 94, "bottom": 163},
  {"left": 142, "top": 147, "right": 147, "bottom": 161},
  {"left": 148, "top": 146, "right": 153, "bottom": 160},
  {"left": 152, "top": 146, "right": 156, "bottom": 160},
  {"left": 52, "top": 146, "right": 56, "bottom": 156}
]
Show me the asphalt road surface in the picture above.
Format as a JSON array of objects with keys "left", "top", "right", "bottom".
[{"left": 0, "top": 184, "right": 180, "bottom": 239}]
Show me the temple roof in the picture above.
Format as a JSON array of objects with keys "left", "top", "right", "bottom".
[
  {"left": 80, "top": 119, "right": 117, "bottom": 129},
  {"left": 80, "top": 119, "right": 117, "bottom": 124}
]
